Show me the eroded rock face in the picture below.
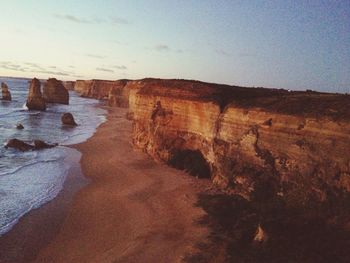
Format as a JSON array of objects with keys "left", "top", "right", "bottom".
[
  {"left": 62, "top": 81, "right": 75, "bottom": 91},
  {"left": 108, "top": 80, "right": 129, "bottom": 107},
  {"left": 73, "top": 79, "right": 131, "bottom": 107},
  {"left": 26, "top": 78, "right": 46, "bottom": 111},
  {"left": 61, "top": 112, "right": 77, "bottom": 126},
  {"left": 128, "top": 79, "right": 350, "bottom": 203},
  {"left": 75, "top": 80, "right": 115, "bottom": 99},
  {"left": 1, "top": 82, "right": 12, "bottom": 101},
  {"left": 43, "top": 78, "right": 69, "bottom": 104}
]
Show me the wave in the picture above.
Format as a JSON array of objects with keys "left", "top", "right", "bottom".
[
  {"left": 0, "top": 150, "right": 69, "bottom": 236},
  {"left": 0, "top": 150, "right": 65, "bottom": 177}
]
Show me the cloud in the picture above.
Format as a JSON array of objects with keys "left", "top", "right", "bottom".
[
  {"left": 113, "top": 65, "right": 127, "bottom": 70},
  {"left": 215, "top": 49, "right": 231, "bottom": 56},
  {"left": 111, "top": 17, "right": 130, "bottom": 25},
  {"left": 86, "top": 54, "right": 106, "bottom": 59},
  {"left": 154, "top": 44, "right": 170, "bottom": 52},
  {"left": 0, "top": 62, "right": 26, "bottom": 72},
  {"left": 147, "top": 44, "right": 186, "bottom": 54},
  {"left": 96, "top": 67, "right": 114, "bottom": 73},
  {"left": 113, "top": 40, "right": 129, "bottom": 46},
  {"left": 54, "top": 14, "right": 130, "bottom": 26},
  {"left": 239, "top": 52, "right": 257, "bottom": 58},
  {"left": 35, "top": 70, "right": 71, "bottom": 76},
  {"left": 0, "top": 61, "right": 75, "bottom": 77},
  {"left": 54, "top": 14, "right": 92, "bottom": 24}
]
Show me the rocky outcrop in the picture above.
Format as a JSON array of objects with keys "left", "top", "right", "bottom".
[
  {"left": 43, "top": 78, "right": 69, "bottom": 104},
  {"left": 61, "top": 112, "right": 77, "bottom": 126},
  {"left": 128, "top": 79, "right": 350, "bottom": 203},
  {"left": 26, "top": 78, "right": 46, "bottom": 111},
  {"left": 5, "top": 139, "right": 57, "bottom": 151},
  {"left": 1, "top": 82, "right": 12, "bottom": 101}
]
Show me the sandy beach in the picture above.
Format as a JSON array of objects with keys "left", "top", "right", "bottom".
[{"left": 0, "top": 107, "right": 208, "bottom": 263}]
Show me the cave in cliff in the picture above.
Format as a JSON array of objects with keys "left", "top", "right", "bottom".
[{"left": 168, "top": 149, "right": 211, "bottom": 179}]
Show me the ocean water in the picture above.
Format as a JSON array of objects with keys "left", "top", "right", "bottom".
[{"left": 0, "top": 77, "right": 106, "bottom": 236}]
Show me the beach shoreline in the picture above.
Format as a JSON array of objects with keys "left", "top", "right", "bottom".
[
  {"left": 0, "top": 147, "right": 88, "bottom": 263},
  {"left": 0, "top": 106, "right": 209, "bottom": 263}
]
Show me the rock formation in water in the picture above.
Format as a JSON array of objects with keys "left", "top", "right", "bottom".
[
  {"left": 26, "top": 78, "right": 46, "bottom": 111},
  {"left": 16, "top": 123, "right": 24, "bottom": 130},
  {"left": 61, "top": 112, "right": 77, "bottom": 126},
  {"left": 43, "top": 78, "right": 69, "bottom": 104},
  {"left": 33, "top": 140, "right": 58, "bottom": 149},
  {"left": 1, "top": 82, "right": 12, "bottom": 101},
  {"left": 5, "top": 139, "right": 34, "bottom": 151},
  {"left": 5, "top": 138, "right": 57, "bottom": 151}
]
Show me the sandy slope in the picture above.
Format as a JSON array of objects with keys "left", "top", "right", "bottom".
[{"left": 34, "top": 107, "right": 207, "bottom": 263}]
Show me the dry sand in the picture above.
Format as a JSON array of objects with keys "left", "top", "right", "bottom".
[{"left": 1, "top": 107, "right": 208, "bottom": 263}]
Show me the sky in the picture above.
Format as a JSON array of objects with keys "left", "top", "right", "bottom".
[{"left": 0, "top": 0, "right": 349, "bottom": 92}]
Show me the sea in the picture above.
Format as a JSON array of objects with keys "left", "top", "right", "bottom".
[{"left": 0, "top": 77, "right": 106, "bottom": 236}]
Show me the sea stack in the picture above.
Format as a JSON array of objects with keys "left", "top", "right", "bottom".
[
  {"left": 1, "top": 82, "right": 12, "bottom": 101},
  {"left": 61, "top": 112, "right": 77, "bottom": 126},
  {"left": 26, "top": 78, "right": 46, "bottom": 111},
  {"left": 43, "top": 78, "right": 69, "bottom": 104}
]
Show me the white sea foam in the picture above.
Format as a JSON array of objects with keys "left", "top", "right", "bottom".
[{"left": 0, "top": 147, "right": 69, "bottom": 236}]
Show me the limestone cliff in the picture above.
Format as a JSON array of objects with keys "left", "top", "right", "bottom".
[
  {"left": 127, "top": 79, "right": 350, "bottom": 202},
  {"left": 62, "top": 81, "right": 75, "bottom": 91},
  {"left": 74, "top": 79, "right": 128, "bottom": 102}
]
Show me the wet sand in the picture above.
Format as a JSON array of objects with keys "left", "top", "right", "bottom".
[{"left": 1, "top": 107, "right": 208, "bottom": 263}]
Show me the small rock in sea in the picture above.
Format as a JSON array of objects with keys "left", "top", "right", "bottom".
[
  {"left": 5, "top": 139, "right": 34, "bottom": 151},
  {"left": 61, "top": 112, "right": 77, "bottom": 126},
  {"left": 33, "top": 140, "right": 58, "bottom": 149},
  {"left": 5, "top": 138, "right": 58, "bottom": 151},
  {"left": 16, "top": 124, "right": 24, "bottom": 130}
]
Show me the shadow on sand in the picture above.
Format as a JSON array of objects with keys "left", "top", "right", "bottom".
[{"left": 185, "top": 193, "right": 350, "bottom": 263}]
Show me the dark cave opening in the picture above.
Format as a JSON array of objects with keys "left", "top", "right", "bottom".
[{"left": 168, "top": 149, "right": 211, "bottom": 179}]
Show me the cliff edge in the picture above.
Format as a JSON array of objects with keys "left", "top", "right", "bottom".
[{"left": 72, "top": 78, "right": 350, "bottom": 204}]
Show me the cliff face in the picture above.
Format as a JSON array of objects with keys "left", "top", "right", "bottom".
[
  {"left": 108, "top": 79, "right": 129, "bottom": 107},
  {"left": 62, "top": 81, "right": 75, "bottom": 91},
  {"left": 128, "top": 79, "right": 350, "bottom": 202},
  {"left": 74, "top": 80, "right": 128, "bottom": 103}
]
